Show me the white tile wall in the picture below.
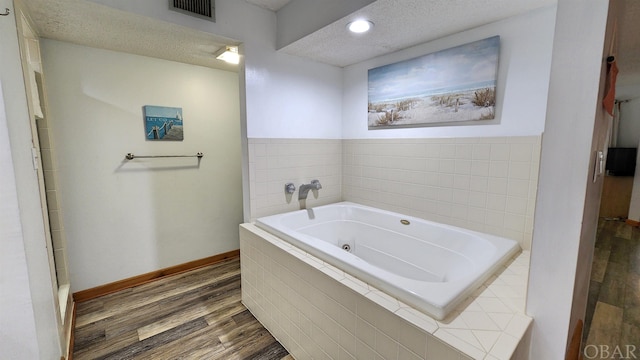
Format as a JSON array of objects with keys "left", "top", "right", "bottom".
[
  {"left": 36, "top": 116, "right": 70, "bottom": 285},
  {"left": 342, "top": 137, "right": 541, "bottom": 250},
  {"left": 241, "top": 224, "right": 532, "bottom": 360},
  {"left": 248, "top": 136, "right": 540, "bottom": 249},
  {"left": 248, "top": 138, "right": 342, "bottom": 220}
]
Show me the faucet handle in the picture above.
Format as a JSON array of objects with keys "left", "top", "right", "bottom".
[{"left": 284, "top": 183, "right": 296, "bottom": 194}]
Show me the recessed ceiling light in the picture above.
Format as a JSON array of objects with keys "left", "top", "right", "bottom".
[{"left": 347, "top": 20, "right": 373, "bottom": 34}]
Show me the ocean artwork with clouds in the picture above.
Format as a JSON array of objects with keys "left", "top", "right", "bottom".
[{"left": 368, "top": 36, "right": 500, "bottom": 129}]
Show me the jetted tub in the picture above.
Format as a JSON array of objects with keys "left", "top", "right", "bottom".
[{"left": 255, "top": 202, "right": 520, "bottom": 320}]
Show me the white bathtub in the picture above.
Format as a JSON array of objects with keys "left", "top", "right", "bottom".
[{"left": 255, "top": 202, "right": 520, "bottom": 320}]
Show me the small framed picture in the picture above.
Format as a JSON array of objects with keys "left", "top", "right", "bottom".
[{"left": 143, "top": 105, "right": 184, "bottom": 141}]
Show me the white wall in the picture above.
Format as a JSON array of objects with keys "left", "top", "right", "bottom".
[
  {"left": 0, "top": 0, "right": 62, "bottom": 357},
  {"left": 243, "top": 42, "right": 343, "bottom": 139},
  {"left": 86, "top": 0, "right": 344, "bottom": 222},
  {"left": 616, "top": 97, "right": 640, "bottom": 147},
  {"left": 86, "top": 0, "right": 344, "bottom": 140},
  {"left": 620, "top": 87, "right": 640, "bottom": 221},
  {"left": 624, "top": 98, "right": 640, "bottom": 221},
  {"left": 342, "top": 6, "right": 556, "bottom": 139},
  {"left": 617, "top": 83, "right": 640, "bottom": 100},
  {"left": 0, "top": 82, "right": 41, "bottom": 360},
  {"left": 631, "top": 146, "right": 640, "bottom": 222},
  {"left": 41, "top": 40, "right": 243, "bottom": 291},
  {"left": 528, "top": 0, "right": 611, "bottom": 358}
]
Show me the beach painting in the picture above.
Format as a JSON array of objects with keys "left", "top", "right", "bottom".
[
  {"left": 144, "top": 105, "right": 184, "bottom": 141},
  {"left": 368, "top": 36, "right": 500, "bottom": 129}
]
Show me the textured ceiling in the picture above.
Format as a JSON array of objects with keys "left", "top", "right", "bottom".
[
  {"left": 244, "top": 0, "right": 292, "bottom": 12},
  {"left": 21, "top": 0, "right": 239, "bottom": 72},
  {"left": 261, "top": 0, "right": 639, "bottom": 87},
  {"left": 18, "top": 0, "right": 640, "bottom": 87},
  {"left": 277, "top": 0, "right": 558, "bottom": 67}
]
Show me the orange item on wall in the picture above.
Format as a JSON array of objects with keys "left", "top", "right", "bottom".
[{"left": 602, "top": 58, "right": 618, "bottom": 116}]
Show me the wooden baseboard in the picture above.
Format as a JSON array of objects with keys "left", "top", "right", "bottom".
[
  {"left": 565, "top": 319, "right": 584, "bottom": 360},
  {"left": 626, "top": 219, "right": 640, "bottom": 227},
  {"left": 73, "top": 250, "right": 240, "bottom": 303}
]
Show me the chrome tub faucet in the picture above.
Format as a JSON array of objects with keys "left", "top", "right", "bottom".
[{"left": 299, "top": 180, "right": 322, "bottom": 200}]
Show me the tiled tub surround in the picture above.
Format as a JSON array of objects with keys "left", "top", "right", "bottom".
[
  {"left": 240, "top": 224, "right": 532, "bottom": 360},
  {"left": 342, "top": 136, "right": 540, "bottom": 250},
  {"left": 247, "top": 136, "right": 540, "bottom": 251},
  {"left": 248, "top": 138, "right": 342, "bottom": 220}
]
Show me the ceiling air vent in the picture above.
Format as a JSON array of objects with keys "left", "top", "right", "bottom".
[{"left": 169, "top": 0, "right": 215, "bottom": 22}]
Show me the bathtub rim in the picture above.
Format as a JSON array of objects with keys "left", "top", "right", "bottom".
[{"left": 254, "top": 201, "right": 521, "bottom": 320}]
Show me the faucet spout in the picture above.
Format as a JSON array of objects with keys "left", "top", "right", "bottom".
[{"left": 298, "top": 180, "right": 322, "bottom": 200}]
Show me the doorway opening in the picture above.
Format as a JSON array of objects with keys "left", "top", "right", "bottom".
[
  {"left": 583, "top": 99, "right": 640, "bottom": 352},
  {"left": 16, "top": 7, "right": 73, "bottom": 347}
]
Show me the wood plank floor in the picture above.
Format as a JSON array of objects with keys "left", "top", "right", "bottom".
[
  {"left": 583, "top": 219, "right": 640, "bottom": 351},
  {"left": 73, "top": 257, "right": 292, "bottom": 360}
]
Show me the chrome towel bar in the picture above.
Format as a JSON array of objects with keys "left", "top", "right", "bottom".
[{"left": 125, "top": 152, "right": 203, "bottom": 160}]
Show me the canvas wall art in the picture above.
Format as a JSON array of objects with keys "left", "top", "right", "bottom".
[
  {"left": 144, "top": 105, "right": 184, "bottom": 141},
  {"left": 368, "top": 36, "right": 500, "bottom": 129}
]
